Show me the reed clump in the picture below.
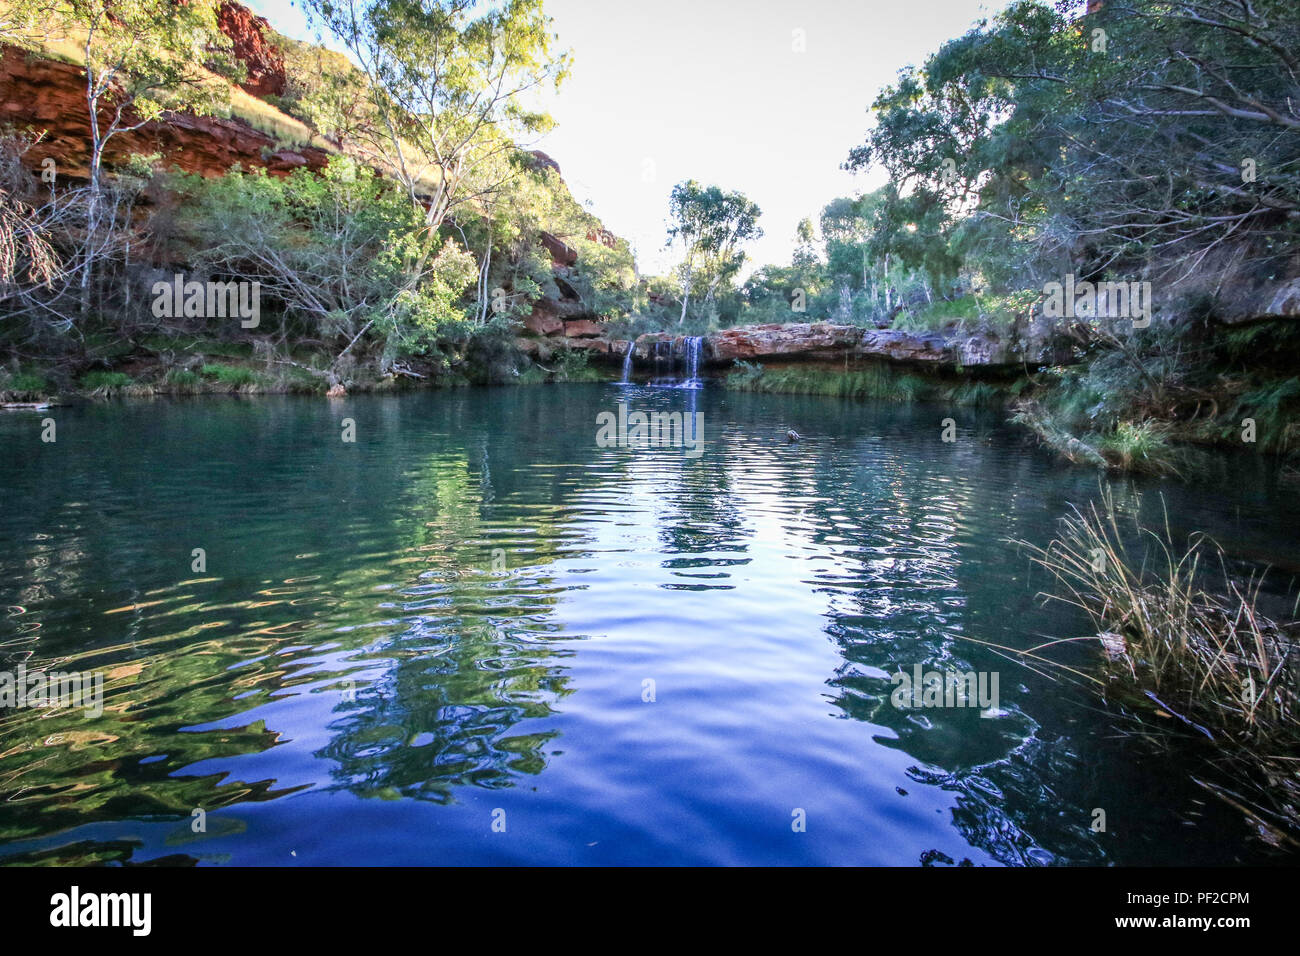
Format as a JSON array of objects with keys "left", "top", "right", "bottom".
[{"left": 1020, "top": 490, "right": 1300, "bottom": 840}]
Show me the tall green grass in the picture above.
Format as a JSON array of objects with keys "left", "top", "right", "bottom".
[
  {"left": 723, "top": 361, "right": 1006, "bottom": 406},
  {"left": 1098, "top": 420, "right": 1179, "bottom": 475},
  {"left": 0, "top": 370, "right": 48, "bottom": 400}
]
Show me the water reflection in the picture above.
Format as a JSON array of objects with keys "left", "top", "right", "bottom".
[{"left": 0, "top": 386, "right": 1295, "bottom": 864}]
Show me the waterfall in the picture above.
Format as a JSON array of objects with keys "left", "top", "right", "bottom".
[
  {"left": 620, "top": 340, "right": 634, "bottom": 383},
  {"left": 645, "top": 336, "right": 706, "bottom": 388},
  {"left": 685, "top": 336, "right": 702, "bottom": 385}
]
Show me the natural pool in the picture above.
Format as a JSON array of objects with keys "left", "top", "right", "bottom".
[{"left": 1, "top": 383, "right": 1296, "bottom": 865}]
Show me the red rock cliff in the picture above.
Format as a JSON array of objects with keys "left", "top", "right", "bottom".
[
  {"left": 215, "top": 0, "right": 287, "bottom": 98},
  {"left": 0, "top": 44, "right": 325, "bottom": 182}
]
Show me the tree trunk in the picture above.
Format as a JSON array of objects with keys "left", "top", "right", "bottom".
[{"left": 678, "top": 264, "right": 693, "bottom": 325}]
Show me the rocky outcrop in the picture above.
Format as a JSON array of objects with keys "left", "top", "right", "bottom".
[
  {"left": 701, "top": 322, "right": 1059, "bottom": 368},
  {"left": 586, "top": 227, "right": 618, "bottom": 250},
  {"left": 522, "top": 309, "right": 563, "bottom": 336},
  {"left": 707, "top": 323, "right": 864, "bottom": 362},
  {"left": 539, "top": 231, "right": 578, "bottom": 267},
  {"left": 521, "top": 228, "right": 620, "bottom": 338},
  {"left": 1216, "top": 277, "right": 1300, "bottom": 325},
  {"left": 0, "top": 45, "right": 328, "bottom": 182},
  {"left": 215, "top": 0, "right": 287, "bottom": 97},
  {"left": 527, "top": 150, "right": 561, "bottom": 176},
  {"left": 562, "top": 318, "right": 604, "bottom": 338},
  {"left": 515, "top": 318, "right": 1073, "bottom": 373},
  {"left": 605, "top": 320, "right": 1073, "bottom": 373}
]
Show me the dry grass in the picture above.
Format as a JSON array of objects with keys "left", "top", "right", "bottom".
[
  {"left": 9, "top": 15, "right": 335, "bottom": 154},
  {"left": 3, "top": 6, "right": 459, "bottom": 199}
]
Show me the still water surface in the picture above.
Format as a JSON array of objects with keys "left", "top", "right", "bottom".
[{"left": 1, "top": 384, "right": 1296, "bottom": 865}]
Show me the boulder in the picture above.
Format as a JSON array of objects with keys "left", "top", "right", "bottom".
[
  {"left": 708, "top": 322, "right": 863, "bottom": 362},
  {"left": 1216, "top": 277, "right": 1300, "bottom": 324},
  {"left": 539, "top": 231, "right": 578, "bottom": 267},
  {"left": 563, "top": 318, "right": 604, "bottom": 338},
  {"left": 523, "top": 309, "right": 563, "bottom": 336}
]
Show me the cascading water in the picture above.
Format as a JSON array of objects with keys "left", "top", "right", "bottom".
[
  {"left": 647, "top": 336, "right": 705, "bottom": 388},
  {"left": 620, "top": 340, "right": 635, "bottom": 383},
  {"left": 684, "top": 336, "right": 703, "bottom": 387}
]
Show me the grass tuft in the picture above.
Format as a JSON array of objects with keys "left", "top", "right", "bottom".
[{"left": 1017, "top": 490, "right": 1300, "bottom": 841}]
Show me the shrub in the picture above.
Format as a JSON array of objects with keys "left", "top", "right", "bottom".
[
  {"left": 0, "top": 370, "right": 48, "bottom": 399},
  {"left": 79, "top": 370, "right": 132, "bottom": 391},
  {"left": 1098, "top": 420, "right": 1178, "bottom": 474},
  {"left": 201, "top": 363, "right": 259, "bottom": 387},
  {"left": 163, "top": 368, "right": 202, "bottom": 391}
]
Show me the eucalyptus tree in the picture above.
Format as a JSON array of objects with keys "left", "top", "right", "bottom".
[
  {"left": 0, "top": 0, "right": 54, "bottom": 46},
  {"left": 55, "top": 0, "right": 234, "bottom": 315},
  {"left": 847, "top": 0, "right": 1300, "bottom": 288},
  {"left": 666, "top": 180, "right": 762, "bottom": 324},
  {"left": 301, "top": 0, "right": 571, "bottom": 242}
]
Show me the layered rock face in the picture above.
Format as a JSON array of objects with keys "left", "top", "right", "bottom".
[
  {"left": 626, "top": 321, "right": 1069, "bottom": 370},
  {"left": 705, "top": 323, "right": 864, "bottom": 362},
  {"left": 0, "top": 19, "right": 323, "bottom": 183},
  {"left": 216, "top": 0, "right": 287, "bottom": 97},
  {"left": 555, "top": 319, "right": 1072, "bottom": 372},
  {"left": 514, "top": 224, "right": 622, "bottom": 355},
  {"left": 1, "top": 2, "right": 625, "bottom": 348}
]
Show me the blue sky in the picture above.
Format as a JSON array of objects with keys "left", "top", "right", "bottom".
[{"left": 245, "top": 0, "right": 1003, "bottom": 275}]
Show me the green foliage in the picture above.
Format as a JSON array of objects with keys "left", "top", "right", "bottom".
[
  {"left": 200, "top": 363, "right": 258, "bottom": 386},
  {"left": 893, "top": 294, "right": 980, "bottom": 331},
  {"left": 565, "top": 236, "right": 637, "bottom": 320},
  {"left": 727, "top": 360, "right": 765, "bottom": 388},
  {"left": 64, "top": 0, "right": 238, "bottom": 126},
  {"left": 949, "top": 380, "right": 1001, "bottom": 408},
  {"left": 178, "top": 157, "right": 476, "bottom": 379},
  {"left": 1229, "top": 377, "right": 1300, "bottom": 455},
  {"left": 1026, "top": 319, "right": 1300, "bottom": 463},
  {"left": 1097, "top": 420, "right": 1178, "bottom": 474},
  {"left": 162, "top": 368, "right": 202, "bottom": 390},
  {"left": 551, "top": 348, "right": 600, "bottom": 383},
  {"left": 300, "top": 0, "right": 571, "bottom": 233},
  {"left": 0, "top": 369, "right": 48, "bottom": 397},
  {"left": 267, "top": 29, "right": 367, "bottom": 142},
  {"left": 847, "top": 0, "right": 1300, "bottom": 289},
  {"left": 725, "top": 359, "right": 1005, "bottom": 406},
  {"left": 79, "top": 370, "right": 132, "bottom": 390},
  {"left": 667, "top": 179, "right": 763, "bottom": 324}
]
